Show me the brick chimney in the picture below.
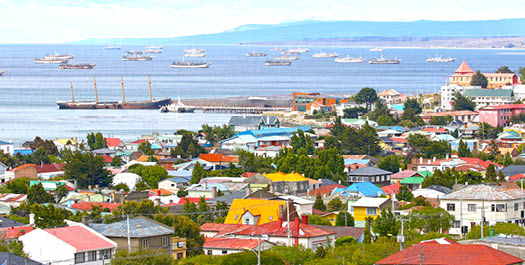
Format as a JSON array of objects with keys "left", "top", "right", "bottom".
[
  {"left": 301, "top": 215, "right": 308, "bottom": 224},
  {"left": 278, "top": 217, "right": 283, "bottom": 227}
]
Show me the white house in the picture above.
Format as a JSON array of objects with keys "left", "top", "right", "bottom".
[
  {"left": 0, "top": 140, "right": 14, "bottom": 156},
  {"left": 203, "top": 237, "right": 274, "bottom": 256},
  {"left": 440, "top": 185, "right": 524, "bottom": 235},
  {"left": 0, "top": 162, "right": 7, "bottom": 177},
  {"left": 20, "top": 224, "right": 117, "bottom": 265},
  {"left": 112, "top": 172, "right": 142, "bottom": 191}
]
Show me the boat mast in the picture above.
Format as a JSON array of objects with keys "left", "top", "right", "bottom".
[
  {"left": 70, "top": 82, "right": 75, "bottom": 102},
  {"left": 121, "top": 76, "right": 126, "bottom": 103},
  {"left": 148, "top": 75, "right": 152, "bottom": 102},
  {"left": 93, "top": 76, "right": 99, "bottom": 104}
]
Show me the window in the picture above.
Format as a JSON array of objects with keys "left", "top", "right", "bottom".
[
  {"left": 222, "top": 250, "right": 228, "bottom": 255},
  {"left": 87, "top": 251, "right": 96, "bottom": 262},
  {"left": 207, "top": 250, "right": 212, "bottom": 255},
  {"left": 245, "top": 218, "right": 250, "bottom": 224},
  {"left": 515, "top": 203, "right": 519, "bottom": 211},
  {"left": 366, "top": 208, "right": 377, "bottom": 215},
  {"left": 74, "top": 253, "right": 85, "bottom": 264},
  {"left": 140, "top": 238, "right": 149, "bottom": 247},
  {"left": 491, "top": 204, "right": 506, "bottom": 212},
  {"left": 178, "top": 241, "right": 185, "bottom": 248},
  {"left": 162, "top": 236, "right": 170, "bottom": 247},
  {"left": 453, "top": 220, "right": 460, "bottom": 228},
  {"left": 447, "top": 203, "right": 455, "bottom": 211},
  {"left": 467, "top": 204, "right": 477, "bottom": 212},
  {"left": 98, "top": 249, "right": 111, "bottom": 260}
]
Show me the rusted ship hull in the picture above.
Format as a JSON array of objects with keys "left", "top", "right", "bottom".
[{"left": 56, "top": 98, "right": 171, "bottom": 109}]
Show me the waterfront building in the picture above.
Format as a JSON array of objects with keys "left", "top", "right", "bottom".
[
  {"left": 228, "top": 115, "right": 280, "bottom": 132},
  {"left": 463, "top": 88, "right": 515, "bottom": 109},
  {"left": 292, "top": 92, "right": 348, "bottom": 113},
  {"left": 449, "top": 60, "right": 519, "bottom": 89},
  {"left": 378, "top": 89, "right": 407, "bottom": 105},
  {"left": 478, "top": 104, "right": 525, "bottom": 127}
]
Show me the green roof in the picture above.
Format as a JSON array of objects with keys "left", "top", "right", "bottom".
[
  {"left": 400, "top": 176, "right": 425, "bottom": 184},
  {"left": 464, "top": 89, "right": 513, "bottom": 97},
  {"left": 418, "top": 170, "right": 433, "bottom": 177}
]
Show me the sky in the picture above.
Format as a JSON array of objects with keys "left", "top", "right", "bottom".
[{"left": 1, "top": 0, "right": 525, "bottom": 43}]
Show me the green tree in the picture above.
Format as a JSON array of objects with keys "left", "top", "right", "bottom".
[
  {"left": 86, "top": 133, "right": 96, "bottom": 150},
  {"left": 154, "top": 214, "right": 204, "bottom": 256},
  {"left": 372, "top": 208, "right": 398, "bottom": 237},
  {"left": 111, "top": 248, "right": 174, "bottom": 265},
  {"left": 190, "top": 162, "right": 206, "bottom": 184},
  {"left": 486, "top": 164, "right": 497, "bottom": 182},
  {"left": 128, "top": 165, "right": 168, "bottom": 189},
  {"left": 504, "top": 152, "right": 513, "bottom": 167},
  {"left": 367, "top": 100, "right": 390, "bottom": 122},
  {"left": 138, "top": 141, "right": 154, "bottom": 155},
  {"left": 519, "top": 67, "right": 525, "bottom": 84},
  {"left": 408, "top": 207, "right": 454, "bottom": 233},
  {"left": 377, "top": 115, "right": 394, "bottom": 126},
  {"left": 498, "top": 170, "right": 507, "bottom": 182},
  {"left": 0, "top": 241, "right": 27, "bottom": 257},
  {"left": 64, "top": 151, "right": 111, "bottom": 188},
  {"left": 114, "top": 183, "right": 130, "bottom": 192},
  {"left": 397, "top": 185, "right": 414, "bottom": 201},
  {"left": 355, "top": 122, "right": 382, "bottom": 156},
  {"left": 355, "top": 87, "right": 378, "bottom": 111},
  {"left": 327, "top": 198, "right": 343, "bottom": 212},
  {"left": 171, "top": 133, "right": 206, "bottom": 158},
  {"left": 94, "top": 132, "right": 107, "bottom": 149},
  {"left": 378, "top": 155, "right": 401, "bottom": 173},
  {"left": 307, "top": 214, "right": 332, "bottom": 226},
  {"left": 458, "top": 139, "right": 472, "bottom": 157},
  {"left": 291, "top": 130, "right": 315, "bottom": 155},
  {"left": 111, "top": 156, "right": 123, "bottom": 167},
  {"left": 403, "top": 98, "right": 422, "bottom": 115},
  {"left": 467, "top": 222, "right": 525, "bottom": 239},
  {"left": 477, "top": 122, "right": 503, "bottom": 140},
  {"left": 313, "top": 194, "right": 326, "bottom": 211},
  {"left": 343, "top": 107, "right": 368, "bottom": 119},
  {"left": 54, "top": 183, "right": 69, "bottom": 204},
  {"left": 27, "top": 183, "right": 54, "bottom": 204},
  {"left": 453, "top": 92, "right": 476, "bottom": 111},
  {"left": 12, "top": 203, "right": 69, "bottom": 229},
  {"left": 335, "top": 211, "right": 354, "bottom": 227},
  {"left": 470, "top": 70, "right": 488, "bottom": 88},
  {"left": 496, "top": 66, "right": 513, "bottom": 73},
  {"left": 4, "top": 177, "right": 30, "bottom": 194},
  {"left": 363, "top": 217, "right": 372, "bottom": 244},
  {"left": 430, "top": 115, "right": 453, "bottom": 125}
]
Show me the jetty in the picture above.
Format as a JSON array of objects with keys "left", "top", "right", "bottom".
[
  {"left": 199, "top": 106, "right": 290, "bottom": 114},
  {"left": 180, "top": 96, "right": 292, "bottom": 114}
]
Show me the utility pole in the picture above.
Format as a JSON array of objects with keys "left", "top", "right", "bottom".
[
  {"left": 287, "top": 200, "right": 291, "bottom": 246},
  {"left": 460, "top": 187, "right": 464, "bottom": 239},
  {"left": 399, "top": 218, "right": 405, "bottom": 251},
  {"left": 127, "top": 214, "right": 131, "bottom": 252},
  {"left": 481, "top": 199, "right": 485, "bottom": 239}
]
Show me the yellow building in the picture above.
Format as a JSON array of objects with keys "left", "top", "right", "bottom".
[
  {"left": 321, "top": 212, "right": 338, "bottom": 226},
  {"left": 351, "top": 197, "right": 390, "bottom": 225},
  {"left": 449, "top": 60, "right": 519, "bottom": 88},
  {"left": 224, "top": 199, "right": 288, "bottom": 225},
  {"left": 172, "top": 237, "right": 187, "bottom": 260},
  {"left": 264, "top": 172, "right": 309, "bottom": 182}
]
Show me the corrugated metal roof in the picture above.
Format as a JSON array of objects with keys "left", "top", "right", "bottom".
[
  {"left": 442, "top": 185, "right": 522, "bottom": 201},
  {"left": 89, "top": 216, "right": 172, "bottom": 238},
  {"left": 464, "top": 88, "right": 513, "bottom": 97}
]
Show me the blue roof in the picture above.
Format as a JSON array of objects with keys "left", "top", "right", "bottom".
[
  {"left": 167, "top": 170, "right": 193, "bottom": 178},
  {"left": 344, "top": 182, "right": 385, "bottom": 197},
  {"left": 344, "top": 159, "right": 370, "bottom": 166},
  {"left": 89, "top": 216, "right": 172, "bottom": 238},
  {"left": 391, "top": 105, "right": 404, "bottom": 111},
  {"left": 165, "top": 176, "right": 191, "bottom": 183},
  {"left": 0, "top": 140, "right": 11, "bottom": 145},
  {"left": 376, "top": 126, "right": 403, "bottom": 132},
  {"left": 14, "top": 149, "right": 33, "bottom": 155},
  {"left": 235, "top": 126, "right": 311, "bottom": 138}
]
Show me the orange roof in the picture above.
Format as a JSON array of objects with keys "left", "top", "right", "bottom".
[
  {"left": 199, "top": 153, "right": 239, "bottom": 163},
  {"left": 9, "top": 163, "right": 36, "bottom": 172},
  {"left": 454, "top": 60, "right": 475, "bottom": 75},
  {"left": 204, "top": 237, "right": 261, "bottom": 250},
  {"left": 149, "top": 188, "right": 175, "bottom": 196},
  {"left": 71, "top": 202, "right": 120, "bottom": 212},
  {"left": 136, "top": 155, "right": 163, "bottom": 162},
  {"left": 0, "top": 226, "right": 34, "bottom": 240},
  {"left": 308, "top": 184, "right": 345, "bottom": 196}
]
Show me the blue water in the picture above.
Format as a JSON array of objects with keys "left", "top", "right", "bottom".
[{"left": 0, "top": 44, "right": 524, "bottom": 143}]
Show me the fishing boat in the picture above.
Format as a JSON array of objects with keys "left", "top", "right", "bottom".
[
  {"left": 34, "top": 57, "right": 69, "bottom": 64},
  {"left": 370, "top": 48, "right": 385, "bottom": 52},
  {"left": 145, "top": 45, "right": 163, "bottom": 50},
  {"left": 103, "top": 46, "right": 121, "bottom": 50},
  {"left": 312, "top": 51, "right": 338, "bottom": 58},
  {"left": 122, "top": 53, "right": 154, "bottom": 61},
  {"left": 245, "top": 52, "right": 267, "bottom": 57},
  {"left": 265, "top": 60, "right": 292, "bottom": 66},
  {"left": 270, "top": 47, "right": 285, "bottom": 52},
  {"left": 59, "top": 63, "right": 96, "bottom": 69},
  {"left": 288, "top": 47, "right": 309, "bottom": 53},
  {"left": 144, "top": 49, "right": 163, "bottom": 54},
  {"left": 426, "top": 55, "right": 456, "bottom": 62},
  {"left": 368, "top": 55, "right": 401, "bottom": 64},
  {"left": 184, "top": 48, "right": 206, "bottom": 53},
  {"left": 44, "top": 53, "right": 74, "bottom": 60},
  {"left": 184, "top": 52, "right": 206, "bottom": 57},
  {"left": 160, "top": 97, "right": 196, "bottom": 113},
  {"left": 171, "top": 60, "right": 211, "bottom": 68},
  {"left": 274, "top": 55, "right": 299, "bottom": 60},
  {"left": 334, "top": 55, "right": 365, "bottom": 63},
  {"left": 56, "top": 76, "right": 171, "bottom": 109},
  {"left": 282, "top": 51, "right": 301, "bottom": 55}
]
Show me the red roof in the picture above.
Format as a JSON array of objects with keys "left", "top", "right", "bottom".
[
  {"left": 231, "top": 220, "right": 334, "bottom": 238},
  {"left": 376, "top": 243, "right": 522, "bottom": 265},
  {"left": 199, "top": 153, "right": 239, "bottom": 163},
  {"left": 105, "top": 138, "right": 123, "bottom": 147},
  {"left": 9, "top": 163, "right": 36, "bottom": 172},
  {"left": 480, "top": 104, "right": 525, "bottom": 110},
  {"left": 35, "top": 163, "right": 65, "bottom": 173},
  {"left": 459, "top": 157, "right": 501, "bottom": 169},
  {"left": 423, "top": 127, "right": 449, "bottom": 133},
  {"left": 71, "top": 202, "right": 120, "bottom": 212},
  {"left": 129, "top": 139, "right": 147, "bottom": 144},
  {"left": 510, "top": 173, "right": 525, "bottom": 182},
  {"left": 312, "top": 208, "right": 327, "bottom": 215},
  {"left": 204, "top": 237, "right": 260, "bottom": 250},
  {"left": 381, "top": 182, "right": 400, "bottom": 195},
  {"left": 308, "top": 184, "right": 345, "bottom": 196},
  {"left": 390, "top": 137, "right": 407, "bottom": 143},
  {"left": 45, "top": 225, "right": 115, "bottom": 252},
  {"left": 454, "top": 60, "right": 475, "bottom": 75},
  {"left": 346, "top": 163, "right": 368, "bottom": 170},
  {"left": 149, "top": 188, "right": 175, "bottom": 196},
  {"left": 0, "top": 226, "right": 34, "bottom": 240},
  {"left": 102, "top": 155, "right": 113, "bottom": 163},
  {"left": 241, "top": 172, "right": 257, "bottom": 178},
  {"left": 391, "top": 170, "right": 420, "bottom": 180},
  {"left": 177, "top": 197, "right": 206, "bottom": 205}
]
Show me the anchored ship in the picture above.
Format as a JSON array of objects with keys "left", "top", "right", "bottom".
[
  {"left": 160, "top": 97, "right": 196, "bottom": 113},
  {"left": 184, "top": 48, "right": 206, "bottom": 53},
  {"left": 122, "top": 53, "right": 154, "bottom": 61},
  {"left": 144, "top": 49, "right": 162, "bottom": 54},
  {"left": 288, "top": 47, "right": 309, "bottom": 53},
  {"left": 274, "top": 55, "right": 299, "bottom": 60},
  {"left": 56, "top": 76, "right": 171, "bottom": 109},
  {"left": 265, "top": 60, "right": 292, "bottom": 66},
  {"left": 312, "top": 51, "right": 338, "bottom": 58},
  {"left": 171, "top": 60, "right": 211, "bottom": 68},
  {"left": 103, "top": 46, "right": 121, "bottom": 50},
  {"left": 370, "top": 48, "right": 385, "bottom": 52},
  {"left": 282, "top": 51, "right": 301, "bottom": 55},
  {"left": 334, "top": 55, "right": 365, "bottom": 63},
  {"left": 34, "top": 57, "right": 69, "bottom": 64},
  {"left": 426, "top": 55, "right": 456, "bottom": 62},
  {"left": 368, "top": 55, "right": 401, "bottom": 64},
  {"left": 184, "top": 52, "right": 206, "bottom": 57},
  {"left": 59, "top": 63, "right": 96, "bottom": 69},
  {"left": 245, "top": 52, "right": 267, "bottom": 57},
  {"left": 145, "top": 45, "right": 163, "bottom": 50}
]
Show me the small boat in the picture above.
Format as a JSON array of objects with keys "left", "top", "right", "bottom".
[
  {"left": 368, "top": 55, "right": 401, "bottom": 64},
  {"left": 270, "top": 47, "right": 285, "bottom": 52},
  {"left": 160, "top": 97, "right": 196, "bottom": 113},
  {"left": 103, "top": 46, "right": 121, "bottom": 50},
  {"left": 184, "top": 52, "right": 206, "bottom": 57},
  {"left": 288, "top": 47, "right": 309, "bottom": 53},
  {"left": 59, "top": 63, "right": 96, "bottom": 69},
  {"left": 145, "top": 45, "right": 163, "bottom": 50},
  {"left": 34, "top": 57, "right": 69, "bottom": 64},
  {"left": 171, "top": 60, "right": 211, "bottom": 68},
  {"left": 334, "top": 55, "right": 365, "bottom": 63},
  {"left": 245, "top": 52, "right": 267, "bottom": 57},
  {"left": 184, "top": 48, "right": 206, "bottom": 53},
  {"left": 125, "top": 51, "right": 144, "bottom": 55},
  {"left": 265, "top": 60, "right": 292, "bottom": 66},
  {"left": 122, "top": 54, "right": 154, "bottom": 61},
  {"left": 44, "top": 53, "right": 74, "bottom": 60},
  {"left": 274, "top": 55, "right": 299, "bottom": 60},
  {"left": 144, "top": 49, "right": 162, "bottom": 54},
  {"left": 426, "top": 55, "right": 456, "bottom": 62},
  {"left": 370, "top": 48, "right": 385, "bottom": 52},
  {"left": 312, "top": 51, "right": 338, "bottom": 58},
  {"left": 282, "top": 51, "right": 301, "bottom": 55},
  {"left": 0, "top": 70, "right": 4, "bottom": 76}
]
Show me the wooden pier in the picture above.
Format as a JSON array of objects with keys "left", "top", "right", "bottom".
[{"left": 198, "top": 106, "right": 291, "bottom": 114}]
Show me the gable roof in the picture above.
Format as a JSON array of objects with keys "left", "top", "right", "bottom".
[
  {"left": 347, "top": 166, "right": 392, "bottom": 176},
  {"left": 224, "top": 199, "right": 287, "bottom": 225},
  {"left": 400, "top": 176, "right": 425, "bottom": 185},
  {"left": 229, "top": 220, "right": 334, "bottom": 238},
  {"left": 105, "top": 138, "right": 123, "bottom": 148},
  {"left": 502, "top": 165, "right": 525, "bottom": 177},
  {"left": 199, "top": 153, "right": 239, "bottom": 163},
  {"left": 35, "top": 163, "right": 65, "bottom": 173},
  {"left": 0, "top": 226, "right": 34, "bottom": 240},
  {"left": 0, "top": 252, "right": 43, "bottom": 265},
  {"left": 391, "top": 170, "right": 420, "bottom": 180},
  {"left": 381, "top": 182, "right": 400, "bottom": 195},
  {"left": 309, "top": 184, "right": 346, "bottom": 196},
  {"left": 0, "top": 140, "right": 11, "bottom": 145},
  {"left": 264, "top": 172, "right": 308, "bottom": 182},
  {"left": 71, "top": 202, "right": 120, "bottom": 212},
  {"left": 229, "top": 116, "right": 263, "bottom": 126},
  {"left": 311, "top": 225, "right": 364, "bottom": 240},
  {"left": 352, "top": 197, "right": 389, "bottom": 208},
  {"left": 45, "top": 225, "right": 115, "bottom": 252},
  {"left": 344, "top": 182, "right": 385, "bottom": 197},
  {"left": 464, "top": 89, "right": 514, "bottom": 97},
  {"left": 442, "top": 185, "right": 522, "bottom": 201},
  {"left": 204, "top": 237, "right": 263, "bottom": 250},
  {"left": 454, "top": 60, "right": 475, "bottom": 75},
  {"left": 89, "top": 216, "right": 173, "bottom": 238}
]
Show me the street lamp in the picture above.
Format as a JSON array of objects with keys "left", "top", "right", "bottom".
[{"left": 244, "top": 234, "right": 264, "bottom": 265}]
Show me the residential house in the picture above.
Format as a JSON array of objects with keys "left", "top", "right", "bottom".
[
  {"left": 292, "top": 92, "right": 347, "bottom": 113},
  {"left": 172, "top": 237, "right": 187, "bottom": 260},
  {"left": 2, "top": 163, "right": 38, "bottom": 182},
  {"left": 199, "top": 153, "right": 239, "bottom": 166},
  {"left": 391, "top": 170, "right": 422, "bottom": 184},
  {"left": 463, "top": 234, "right": 525, "bottom": 260},
  {"left": 228, "top": 115, "right": 280, "bottom": 132},
  {"left": 440, "top": 185, "right": 525, "bottom": 235},
  {"left": 346, "top": 167, "right": 392, "bottom": 186},
  {"left": 219, "top": 126, "right": 310, "bottom": 152},
  {"left": 71, "top": 202, "right": 120, "bottom": 213},
  {"left": 112, "top": 172, "right": 142, "bottom": 191},
  {"left": 253, "top": 145, "right": 282, "bottom": 158},
  {"left": 407, "top": 157, "right": 458, "bottom": 172},
  {"left": 224, "top": 199, "right": 296, "bottom": 225},
  {"left": 376, "top": 237, "right": 522, "bottom": 265},
  {"left": 277, "top": 195, "right": 314, "bottom": 216},
  {"left": 479, "top": 104, "right": 525, "bottom": 127},
  {"left": 332, "top": 182, "right": 386, "bottom": 199},
  {"left": 89, "top": 216, "right": 173, "bottom": 254},
  {"left": 158, "top": 177, "right": 191, "bottom": 193},
  {"left": 105, "top": 138, "right": 124, "bottom": 150},
  {"left": 203, "top": 237, "right": 274, "bottom": 256},
  {"left": 311, "top": 225, "right": 364, "bottom": 242},
  {"left": 350, "top": 197, "right": 391, "bottom": 227},
  {"left": 35, "top": 163, "right": 65, "bottom": 180},
  {"left": 419, "top": 110, "right": 478, "bottom": 124},
  {"left": 0, "top": 225, "right": 34, "bottom": 243},
  {"left": 464, "top": 88, "right": 515, "bottom": 109},
  {"left": 0, "top": 252, "right": 43, "bottom": 265},
  {"left": 263, "top": 172, "right": 310, "bottom": 195},
  {"left": 449, "top": 60, "right": 520, "bottom": 89},
  {"left": 0, "top": 140, "right": 14, "bottom": 156},
  {"left": 400, "top": 175, "right": 425, "bottom": 190},
  {"left": 0, "top": 162, "right": 7, "bottom": 176},
  {"left": 501, "top": 165, "right": 525, "bottom": 177},
  {"left": 308, "top": 184, "right": 346, "bottom": 198},
  {"left": 0, "top": 194, "right": 27, "bottom": 207},
  {"left": 20, "top": 224, "right": 117, "bottom": 265},
  {"left": 186, "top": 182, "right": 248, "bottom": 199},
  {"left": 378, "top": 89, "right": 406, "bottom": 105}
]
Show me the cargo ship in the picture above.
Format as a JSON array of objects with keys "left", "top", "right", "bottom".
[
  {"left": 368, "top": 55, "right": 401, "bottom": 64},
  {"left": 265, "top": 60, "right": 292, "bottom": 66},
  {"left": 312, "top": 51, "right": 338, "bottom": 58},
  {"left": 56, "top": 76, "right": 171, "bottom": 109},
  {"left": 59, "top": 63, "right": 96, "bottom": 69}
]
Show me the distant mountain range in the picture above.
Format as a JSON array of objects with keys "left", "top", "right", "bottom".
[{"left": 73, "top": 18, "right": 525, "bottom": 45}]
